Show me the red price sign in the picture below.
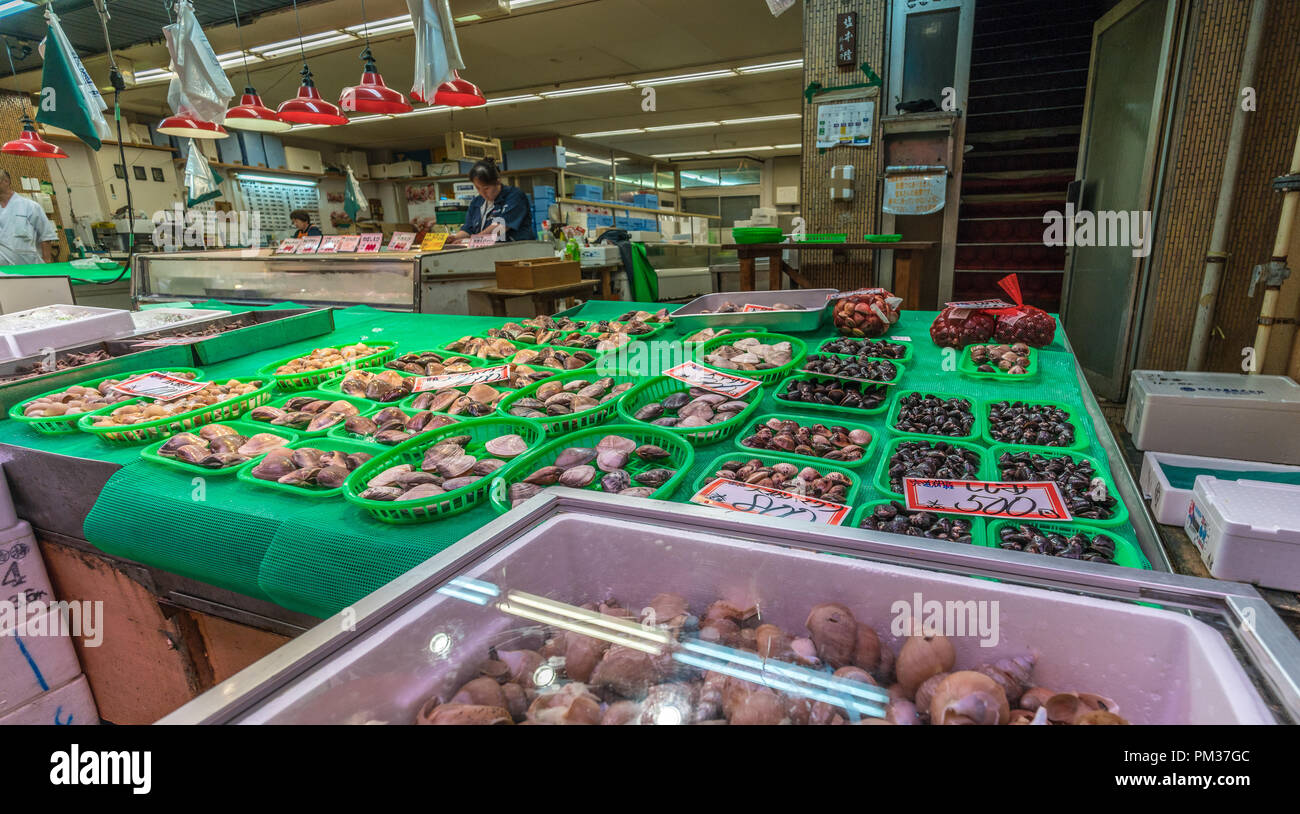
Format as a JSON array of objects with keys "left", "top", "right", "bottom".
[
  {"left": 412, "top": 364, "right": 512, "bottom": 392},
  {"left": 275, "top": 238, "right": 301, "bottom": 254},
  {"left": 296, "top": 235, "right": 323, "bottom": 254},
  {"left": 387, "top": 231, "right": 416, "bottom": 251},
  {"left": 903, "top": 478, "right": 1072, "bottom": 521},
  {"left": 664, "top": 361, "right": 760, "bottom": 398},
  {"left": 741, "top": 304, "right": 775, "bottom": 312},
  {"left": 110, "top": 372, "right": 208, "bottom": 401},
  {"left": 691, "top": 478, "right": 851, "bottom": 526},
  {"left": 357, "top": 233, "right": 383, "bottom": 253}
]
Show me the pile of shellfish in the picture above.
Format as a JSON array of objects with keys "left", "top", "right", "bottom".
[
  {"left": 445, "top": 336, "right": 519, "bottom": 360},
  {"left": 709, "top": 458, "right": 851, "bottom": 502},
  {"left": 86, "top": 379, "right": 264, "bottom": 427},
  {"left": 509, "top": 347, "right": 595, "bottom": 371},
  {"left": 630, "top": 388, "right": 750, "bottom": 429},
  {"left": 616, "top": 309, "right": 672, "bottom": 324},
  {"left": 684, "top": 327, "right": 731, "bottom": 344},
  {"left": 248, "top": 396, "right": 361, "bottom": 433},
  {"left": 506, "top": 377, "right": 632, "bottom": 419},
  {"left": 274, "top": 343, "right": 384, "bottom": 374},
  {"left": 335, "top": 369, "right": 413, "bottom": 402},
  {"left": 22, "top": 370, "right": 197, "bottom": 418},
  {"left": 487, "top": 324, "right": 566, "bottom": 345},
  {"left": 250, "top": 446, "right": 373, "bottom": 490},
  {"left": 408, "top": 383, "right": 507, "bottom": 416},
  {"left": 701, "top": 337, "right": 794, "bottom": 371},
  {"left": 506, "top": 435, "right": 675, "bottom": 507},
  {"left": 386, "top": 351, "right": 476, "bottom": 377},
  {"left": 156, "top": 425, "right": 289, "bottom": 469},
  {"left": 340, "top": 407, "right": 458, "bottom": 445},
  {"left": 739, "top": 417, "right": 871, "bottom": 462},
  {"left": 590, "top": 319, "right": 655, "bottom": 335},
  {"left": 358, "top": 433, "right": 531, "bottom": 502}
]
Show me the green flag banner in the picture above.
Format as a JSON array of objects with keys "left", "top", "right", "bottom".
[{"left": 35, "top": 14, "right": 109, "bottom": 151}]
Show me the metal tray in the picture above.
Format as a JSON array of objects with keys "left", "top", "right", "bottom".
[
  {"left": 0, "top": 340, "right": 197, "bottom": 417},
  {"left": 105, "top": 308, "right": 336, "bottom": 366},
  {"left": 671, "top": 289, "right": 835, "bottom": 334}
]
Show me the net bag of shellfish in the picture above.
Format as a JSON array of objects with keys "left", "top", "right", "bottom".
[
  {"left": 830, "top": 288, "right": 903, "bottom": 338},
  {"left": 928, "top": 304, "right": 999, "bottom": 349},
  {"left": 991, "top": 274, "right": 1057, "bottom": 347}
]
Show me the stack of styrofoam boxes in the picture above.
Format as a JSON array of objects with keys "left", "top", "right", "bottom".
[
  {"left": 532, "top": 185, "right": 556, "bottom": 236},
  {"left": 749, "top": 207, "right": 778, "bottom": 226},
  {"left": 369, "top": 163, "right": 390, "bottom": 180},
  {"left": 0, "top": 465, "right": 98, "bottom": 725},
  {"left": 573, "top": 183, "right": 603, "bottom": 202},
  {"left": 633, "top": 193, "right": 659, "bottom": 210}
]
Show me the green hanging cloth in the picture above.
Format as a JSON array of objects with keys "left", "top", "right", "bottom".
[{"left": 628, "top": 242, "right": 659, "bottom": 302}]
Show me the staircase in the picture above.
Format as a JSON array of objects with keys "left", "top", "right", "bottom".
[{"left": 953, "top": 0, "right": 1105, "bottom": 311}]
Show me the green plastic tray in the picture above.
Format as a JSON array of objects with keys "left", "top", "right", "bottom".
[
  {"left": 886, "top": 389, "right": 982, "bottom": 442},
  {"left": 799, "top": 352, "right": 906, "bottom": 386},
  {"left": 191, "top": 308, "right": 336, "bottom": 366},
  {"left": 817, "top": 336, "right": 914, "bottom": 366},
  {"left": 488, "top": 423, "right": 695, "bottom": 514},
  {"left": 984, "top": 520, "right": 1152, "bottom": 570},
  {"left": 8, "top": 366, "right": 205, "bottom": 436},
  {"left": 733, "top": 412, "right": 879, "bottom": 470},
  {"left": 794, "top": 233, "right": 848, "bottom": 243},
  {"left": 244, "top": 389, "right": 376, "bottom": 439},
  {"left": 341, "top": 416, "right": 545, "bottom": 524},
  {"left": 237, "top": 436, "right": 379, "bottom": 499},
  {"left": 873, "top": 435, "right": 990, "bottom": 499},
  {"left": 75, "top": 376, "right": 275, "bottom": 445},
  {"left": 616, "top": 375, "right": 764, "bottom": 447},
  {"left": 981, "top": 398, "right": 1088, "bottom": 452},
  {"left": 773, "top": 373, "right": 894, "bottom": 418},
  {"left": 258, "top": 342, "right": 398, "bottom": 391},
  {"left": 851, "top": 499, "right": 988, "bottom": 548},
  {"left": 689, "top": 449, "right": 863, "bottom": 509},
  {"left": 140, "top": 420, "right": 298, "bottom": 478},
  {"left": 957, "top": 343, "right": 1040, "bottom": 382},
  {"left": 732, "top": 227, "right": 784, "bottom": 244},
  {"left": 696, "top": 331, "right": 808, "bottom": 386},
  {"left": 495, "top": 370, "right": 641, "bottom": 437},
  {"left": 863, "top": 234, "right": 902, "bottom": 243},
  {"left": 985, "top": 444, "right": 1130, "bottom": 529}
]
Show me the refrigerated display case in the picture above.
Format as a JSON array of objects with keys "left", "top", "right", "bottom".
[{"left": 161, "top": 490, "right": 1300, "bottom": 725}]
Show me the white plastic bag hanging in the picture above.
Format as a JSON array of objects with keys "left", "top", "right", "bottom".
[
  {"left": 407, "top": 0, "right": 466, "bottom": 101},
  {"left": 344, "top": 166, "right": 370, "bottom": 222},
  {"left": 164, "top": 0, "right": 235, "bottom": 123},
  {"left": 184, "top": 140, "right": 222, "bottom": 205}
]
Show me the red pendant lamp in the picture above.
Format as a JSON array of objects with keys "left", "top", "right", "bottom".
[
  {"left": 157, "top": 114, "right": 229, "bottom": 138},
  {"left": 340, "top": 47, "right": 412, "bottom": 115},
  {"left": 276, "top": 0, "right": 346, "bottom": 126},
  {"left": 432, "top": 71, "right": 486, "bottom": 107},
  {"left": 2, "top": 114, "right": 68, "bottom": 159},
  {"left": 222, "top": 0, "right": 290, "bottom": 132}
]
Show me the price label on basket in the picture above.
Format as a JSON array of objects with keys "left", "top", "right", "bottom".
[
  {"left": 903, "top": 478, "right": 1072, "bottom": 521},
  {"left": 110, "top": 372, "right": 209, "bottom": 401},
  {"left": 741, "top": 304, "right": 775, "bottom": 312},
  {"left": 412, "top": 365, "right": 513, "bottom": 392},
  {"left": 664, "top": 361, "right": 761, "bottom": 397},
  {"left": 691, "top": 478, "right": 851, "bottom": 525},
  {"left": 827, "top": 287, "right": 886, "bottom": 301}
]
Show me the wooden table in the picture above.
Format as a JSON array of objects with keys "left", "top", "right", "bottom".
[
  {"left": 468, "top": 279, "right": 600, "bottom": 317},
  {"left": 583, "top": 262, "right": 623, "bottom": 299},
  {"left": 723, "top": 241, "right": 937, "bottom": 307}
]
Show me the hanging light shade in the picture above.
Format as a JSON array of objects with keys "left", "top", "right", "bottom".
[
  {"left": 157, "top": 113, "right": 229, "bottom": 138},
  {"left": 432, "top": 71, "right": 486, "bottom": 108},
  {"left": 2, "top": 115, "right": 68, "bottom": 159},
  {"left": 340, "top": 47, "right": 412, "bottom": 115},
  {"left": 278, "top": 64, "right": 348, "bottom": 125},
  {"left": 225, "top": 88, "right": 292, "bottom": 132}
]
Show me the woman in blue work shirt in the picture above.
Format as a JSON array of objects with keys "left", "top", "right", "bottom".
[{"left": 449, "top": 159, "right": 533, "bottom": 243}]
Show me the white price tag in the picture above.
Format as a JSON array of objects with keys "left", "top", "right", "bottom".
[
  {"left": 110, "top": 372, "right": 208, "bottom": 402},
  {"left": 903, "top": 478, "right": 1072, "bottom": 521},
  {"left": 741, "top": 304, "right": 775, "bottom": 312},
  {"left": 944, "top": 299, "right": 1014, "bottom": 311},
  {"left": 664, "top": 361, "right": 760, "bottom": 398},
  {"left": 691, "top": 478, "right": 851, "bottom": 525},
  {"left": 828, "top": 287, "right": 887, "bottom": 301},
  {"left": 275, "top": 238, "right": 301, "bottom": 254},
  {"left": 412, "top": 364, "right": 512, "bottom": 392}
]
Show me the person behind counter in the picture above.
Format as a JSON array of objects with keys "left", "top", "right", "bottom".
[
  {"left": 291, "top": 210, "right": 322, "bottom": 239},
  {"left": 448, "top": 159, "right": 532, "bottom": 244},
  {"left": 0, "top": 169, "right": 58, "bottom": 265}
]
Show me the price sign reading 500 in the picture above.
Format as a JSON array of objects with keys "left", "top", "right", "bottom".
[{"left": 903, "top": 478, "right": 1071, "bottom": 521}]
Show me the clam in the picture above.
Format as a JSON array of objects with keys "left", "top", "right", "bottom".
[
  {"left": 635, "top": 444, "right": 669, "bottom": 461},
  {"left": 174, "top": 444, "right": 209, "bottom": 464},
  {"left": 600, "top": 470, "right": 631, "bottom": 493},
  {"left": 441, "top": 476, "right": 482, "bottom": 491},
  {"left": 524, "top": 465, "right": 563, "bottom": 486},
  {"left": 662, "top": 392, "right": 690, "bottom": 410},
  {"left": 278, "top": 467, "right": 321, "bottom": 487},
  {"left": 360, "top": 486, "right": 403, "bottom": 501},
  {"left": 237, "top": 433, "right": 289, "bottom": 456},
  {"left": 509, "top": 482, "right": 542, "bottom": 505},
  {"left": 634, "top": 468, "right": 675, "bottom": 487},
  {"left": 597, "top": 450, "right": 629, "bottom": 472},
  {"left": 596, "top": 435, "right": 637, "bottom": 454},
  {"left": 373, "top": 407, "right": 407, "bottom": 425},
  {"left": 199, "top": 424, "right": 238, "bottom": 441},
  {"left": 397, "top": 483, "right": 446, "bottom": 501},
  {"left": 201, "top": 453, "right": 246, "bottom": 469},
  {"left": 619, "top": 487, "right": 656, "bottom": 498},
  {"left": 316, "top": 466, "right": 350, "bottom": 489},
  {"left": 345, "top": 452, "right": 372, "bottom": 470},
  {"left": 376, "top": 429, "right": 412, "bottom": 445},
  {"left": 344, "top": 415, "right": 379, "bottom": 436},
  {"left": 437, "top": 454, "right": 477, "bottom": 479},
  {"left": 634, "top": 404, "right": 664, "bottom": 421},
  {"left": 160, "top": 433, "right": 203, "bottom": 454},
  {"left": 651, "top": 417, "right": 679, "bottom": 427},
  {"left": 291, "top": 448, "right": 322, "bottom": 469},
  {"left": 553, "top": 447, "right": 595, "bottom": 468},
  {"left": 537, "top": 381, "right": 564, "bottom": 400},
  {"left": 248, "top": 406, "right": 285, "bottom": 423},
  {"left": 467, "top": 384, "right": 502, "bottom": 405},
  {"left": 485, "top": 434, "right": 528, "bottom": 459},
  {"left": 406, "top": 411, "right": 438, "bottom": 433},
  {"left": 559, "top": 465, "right": 597, "bottom": 488},
  {"left": 472, "top": 458, "right": 507, "bottom": 476},
  {"left": 368, "top": 464, "right": 412, "bottom": 488},
  {"left": 397, "top": 471, "right": 442, "bottom": 488},
  {"left": 307, "top": 411, "right": 348, "bottom": 432}
]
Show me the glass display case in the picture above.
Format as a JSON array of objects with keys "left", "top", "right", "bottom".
[{"left": 162, "top": 491, "right": 1300, "bottom": 725}]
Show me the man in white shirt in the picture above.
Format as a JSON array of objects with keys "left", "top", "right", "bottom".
[{"left": 0, "top": 169, "right": 58, "bottom": 265}]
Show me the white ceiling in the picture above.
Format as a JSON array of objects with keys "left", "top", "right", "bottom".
[{"left": 2, "top": 0, "right": 805, "bottom": 159}]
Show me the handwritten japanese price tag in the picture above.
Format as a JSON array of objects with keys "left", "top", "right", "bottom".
[
  {"left": 110, "top": 372, "right": 209, "bottom": 402},
  {"left": 827, "top": 287, "right": 886, "bottom": 301},
  {"left": 275, "top": 238, "right": 301, "bottom": 254},
  {"left": 296, "top": 235, "right": 323, "bottom": 254},
  {"left": 664, "top": 361, "right": 761, "bottom": 398},
  {"left": 691, "top": 478, "right": 851, "bottom": 526},
  {"left": 316, "top": 236, "right": 340, "bottom": 254},
  {"left": 466, "top": 235, "right": 498, "bottom": 249},
  {"left": 387, "top": 231, "right": 416, "bottom": 252},
  {"left": 741, "top": 304, "right": 775, "bottom": 312},
  {"left": 357, "top": 233, "right": 383, "bottom": 253},
  {"left": 412, "top": 364, "right": 513, "bottom": 393},
  {"left": 335, "top": 235, "right": 361, "bottom": 253},
  {"left": 420, "top": 232, "right": 449, "bottom": 251},
  {"left": 903, "top": 478, "right": 1072, "bottom": 521}
]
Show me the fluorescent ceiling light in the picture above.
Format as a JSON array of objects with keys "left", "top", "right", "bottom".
[
  {"left": 215, "top": 51, "right": 262, "bottom": 68},
  {"left": 133, "top": 68, "right": 176, "bottom": 85},
  {"left": 736, "top": 59, "right": 803, "bottom": 74},
  {"left": 402, "top": 106, "right": 452, "bottom": 116},
  {"left": 574, "top": 128, "right": 645, "bottom": 138},
  {"left": 237, "top": 173, "right": 318, "bottom": 187},
  {"left": 720, "top": 114, "right": 801, "bottom": 125},
  {"left": 0, "top": 1, "right": 36, "bottom": 20},
  {"left": 774, "top": 143, "right": 801, "bottom": 149},
  {"left": 484, "top": 94, "right": 542, "bottom": 106},
  {"left": 710, "top": 146, "right": 774, "bottom": 153},
  {"left": 540, "top": 83, "right": 633, "bottom": 98},
  {"left": 454, "top": 14, "right": 482, "bottom": 22},
  {"left": 633, "top": 70, "right": 736, "bottom": 87},
  {"left": 644, "top": 121, "right": 719, "bottom": 132},
  {"left": 252, "top": 31, "right": 356, "bottom": 58},
  {"left": 651, "top": 152, "right": 707, "bottom": 159},
  {"left": 348, "top": 115, "right": 395, "bottom": 124},
  {"left": 344, "top": 15, "right": 412, "bottom": 35}
]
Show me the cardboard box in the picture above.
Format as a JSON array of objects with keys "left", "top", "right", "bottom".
[
  {"left": 284, "top": 146, "right": 324, "bottom": 174},
  {"left": 387, "top": 159, "right": 422, "bottom": 178},
  {"left": 426, "top": 162, "right": 460, "bottom": 177},
  {"left": 494, "top": 258, "right": 581, "bottom": 290}
]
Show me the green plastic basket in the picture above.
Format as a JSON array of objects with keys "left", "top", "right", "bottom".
[
  {"left": 580, "top": 320, "right": 670, "bottom": 342},
  {"left": 495, "top": 370, "right": 641, "bottom": 436},
  {"left": 690, "top": 449, "right": 863, "bottom": 509},
  {"left": 236, "top": 436, "right": 380, "bottom": 499},
  {"left": 981, "top": 398, "right": 1088, "bottom": 452},
  {"left": 873, "top": 435, "right": 990, "bottom": 499},
  {"left": 384, "top": 349, "right": 487, "bottom": 374},
  {"left": 696, "top": 331, "right": 808, "bottom": 386},
  {"left": 794, "top": 233, "right": 848, "bottom": 243},
  {"left": 732, "top": 227, "right": 783, "bottom": 244},
  {"left": 615, "top": 375, "right": 763, "bottom": 447},
  {"left": 317, "top": 366, "right": 422, "bottom": 405},
  {"left": 773, "top": 373, "right": 894, "bottom": 418},
  {"left": 817, "top": 336, "right": 914, "bottom": 366},
  {"left": 139, "top": 420, "right": 298, "bottom": 478},
  {"left": 733, "top": 412, "right": 880, "bottom": 470},
  {"left": 395, "top": 381, "right": 520, "bottom": 418},
  {"left": 851, "top": 499, "right": 988, "bottom": 548},
  {"left": 324, "top": 403, "right": 462, "bottom": 448},
  {"left": 259, "top": 343, "right": 399, "bottom": 391},
  {"left": 798, "top": 352, "right": 906, "bottom": 386},
  {"left": 984, "top": 520, "right": 1152, "bottom": 570},
  {"left": 984, "top": 444, "right": 1130, "bottom": 529},
  {"left": 487, "top": 423, "right": 695, "bottom": 514},
  {"left": 75, "top": 376, "right": 276, "bottom": 445},
  {"left": 886, "top": 389, "right": 983, "bottom": 442},
  {"left": 342, "top": 416, "right": 545, "bottom": 524},
  {"left": 957, "top": 344, "right": 1040, "bottom": 382},
  {"left": 242, "top": 389, "right": 376, "bottom": 439},
  {"left": 863, "top": 233, "right": 902, "bottom": 243},
  {"left": 8, "top": 366, "right": 205, "bottom": 436}
]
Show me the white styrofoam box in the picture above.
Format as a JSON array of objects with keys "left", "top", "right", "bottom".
[
  {"left": 628, "top": 231, "right": 662, "bottom": 243},
  {"left": 129, "top": 308, "right": 231, "bottom": 334},
  {"left": 0, "top": 305, "right": 135, "bottom": 361},
  {"left": 1186, "top": 478, "right": 1300, "bottom": 591},
  {"left": 655, "top": 267, "right": 712, "bottom": 300},
  {"left": 426, "top": 162, "right": 459, "bottom": 177},
  {"left": 0, "top": 608, "right": 83, "bottom": 714},
  {"left": 579, "top": 245, "right": 621, "bottom": 266},
  {"left": 1125, "top": 371, "right": 1300, "bottom": 465},
  {"left": 0, "top": 521, "right": 53, "bottom": 630},
  {"left": 369, "top": 163, "right": 390, "bottom": 179},
  {"left": 283, "top": 146, "right": 324, "bottom": 174},
  {"left": 1141, "top": 451, "right": 1300, "bottom": 526},
  {"left": 387, "top": 160, "right": 422, "bottom": 178},
  {"left": 733, "top": 219, "right": 754, "bottom": 228},
  {"left": 0, "top": 675, "right": 97, "bottom": 725}
]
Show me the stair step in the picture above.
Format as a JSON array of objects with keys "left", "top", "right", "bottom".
[
  {"left": 977, "top": 0, "right": 1100, "bottom": 27},
  {"left": 965, "top": 128, "right": 1081, "bottom": 155},
  {"left": 967, "top": 107, "right": 1084, "bottom": 133},
  {"left": 958, "top": 219, "right": 1053, "bottom": 244},
  {"left": 972, "top": 52, "right": 1092, "bottom": 82},
  {"left": 974, "top": 35, "right": 1093, "bottom": 64},
  {"left": 970, "top": 68, "right": 1091, "bottom": 99},
  {"left": 974, "top": 21, "right": 1096, "bottom": 48},
  {"left": 969, "top": 87, "right": 1087, "bottom": 115},
  {"left": 963, "top": 147, "right": 1078, "bottom": 174}
]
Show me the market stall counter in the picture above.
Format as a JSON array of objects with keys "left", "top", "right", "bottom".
[{"left": 0, "top": 260, "right": 132, "bottom": 310}]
